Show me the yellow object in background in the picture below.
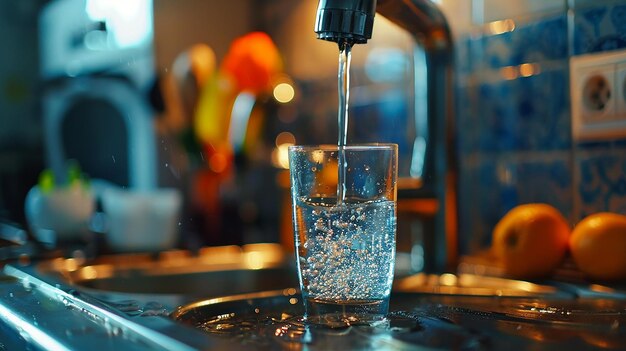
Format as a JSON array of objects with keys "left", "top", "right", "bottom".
[
  {"left": 194, "top": 73, "right": 236, "bottom": 149},
  {"left": 194, "top": 32, "right": 283, "bottom": 156},
  {"left": 570, "top": 212, "right": 626, "bottom": 281},
  {"left": 492, "top": 203, "right": 570, "bottom": 280}
]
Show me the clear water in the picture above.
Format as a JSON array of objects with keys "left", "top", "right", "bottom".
[
  {"left": 195, "top": 307, "right": 490, "bottom": 350},
  {"left": 294, "top": 197, "right": 396, "bottom": 308},
  {"left": 336, "top": 40, "right": 352, "bottom": 204}
]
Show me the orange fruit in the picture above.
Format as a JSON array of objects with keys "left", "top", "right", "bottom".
[
  {"left": 492, "top": 204, "right": 571, "bottom": 279},
  {"left": 570, "top": 212, "right": 626, "bottom": 281}
]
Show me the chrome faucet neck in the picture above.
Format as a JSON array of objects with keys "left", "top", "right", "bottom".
[{"left": 314, "top": 0, "right": 457, "bottom": 273}]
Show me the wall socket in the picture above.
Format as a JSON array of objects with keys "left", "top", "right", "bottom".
[{"left": 571, "top": 50, "right": 626, "bottom": 141}]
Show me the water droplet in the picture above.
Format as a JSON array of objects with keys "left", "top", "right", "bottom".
[{"left": 314, "top": 218, "right": 325, "bottom": 231}]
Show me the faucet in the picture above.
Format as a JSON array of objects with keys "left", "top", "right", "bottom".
[{"left": 315, "top": 0, "right": 456, "bottom": 273}]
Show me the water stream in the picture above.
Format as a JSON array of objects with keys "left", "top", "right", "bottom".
[{"left": 336, "top": 40, "right": 352, "bottom": 205}]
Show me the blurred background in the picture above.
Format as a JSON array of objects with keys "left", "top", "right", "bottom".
[
  {"left": 0, "top": 0, "right": 419, "bottom": 254},
  {"left": 1, "top": 0, "right": 625, "bottom": 263}
]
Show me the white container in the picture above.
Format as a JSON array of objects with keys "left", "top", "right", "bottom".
[
  {"left": 101, "top": 188, "right": 182, "bottom": 252},
  {"left": 25, "top": 185, "right": 95, "bottom": 243}
]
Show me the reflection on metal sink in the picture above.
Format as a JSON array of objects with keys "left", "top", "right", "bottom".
[
  {"left": 35, "top": 242, "right": 568, "bottom": 299},
  {"left": 36, "top": 243, "right": 299, "bottom": 297},
  {"left": 394, "top": 273, "right": 568, "bottom": 298}
]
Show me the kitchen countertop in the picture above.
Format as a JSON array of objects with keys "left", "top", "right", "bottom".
[{"left": 0, "top": 249, "right": 625, "bottom": 350}]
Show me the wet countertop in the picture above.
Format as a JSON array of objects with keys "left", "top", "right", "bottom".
[
  {"left": 0, "top": 247, "right": 625, "bottom": 350},
  {"left": 172, "top": 290, "right": 626, "bottom": 350}
]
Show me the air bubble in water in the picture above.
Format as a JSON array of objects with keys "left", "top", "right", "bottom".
[{"left": 294, "top": 198, "right": 395, "bottom": 301}]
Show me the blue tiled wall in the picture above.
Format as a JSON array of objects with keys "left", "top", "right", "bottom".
[
  {"left": 573, "top": 3, "right": 626, "bottom": 54},
  {"left": 455, "top": 1, "right": 626, "bottom": 254},
  {"left": 575, "top": 140, "right": 626, "bottom": 218}
]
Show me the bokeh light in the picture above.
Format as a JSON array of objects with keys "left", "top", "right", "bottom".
[{"left": 273, "top": 82, "right": 295, "bottom": 103}]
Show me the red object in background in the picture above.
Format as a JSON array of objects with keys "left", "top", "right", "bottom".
[
  {"left": 191, "top": 167, "right": 225, "bottom": 245},
  {"left": 221, "top": 32, "right": 282, "bottom": 95}
]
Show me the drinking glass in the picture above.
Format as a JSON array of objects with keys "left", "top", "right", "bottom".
[{"left": 288, "top": 144, "right": 398, "bottom": 325}]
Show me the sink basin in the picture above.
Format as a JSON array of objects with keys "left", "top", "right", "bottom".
[
  {"left": 33, "top": 243, "right": 572, "bottom": 299},
  {"left": 72, "top": 266, "right": 297, "bottom": 296},
  {"left": 171, "top": 290, "right": 626, "bottom": 351},
  {"left": 35, "top": 244, "right": 299, "bottom": 297}
]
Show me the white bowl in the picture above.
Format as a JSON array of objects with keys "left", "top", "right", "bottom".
[{"left": 101, "top": 188, "right": 182, "bottom": 252}]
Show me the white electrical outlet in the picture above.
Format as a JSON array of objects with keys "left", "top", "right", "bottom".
[
  {"left": 579, "top": 64, "right": 615, "bottom": 123},
  {"left": 571, "top": 50, "right": 626, "bottom": 141}
]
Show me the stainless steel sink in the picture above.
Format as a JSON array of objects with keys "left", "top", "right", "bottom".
[
  {"left": 35, "top": 243, "right": 299, "bottom": 297},
  {"left": 0, "top": 243, "right": 300, "bottom": 350},
  {"left": 32, "top": 243, "right": 573, "bottom": 299},
  {"left": 393, "top": 272, "right": 566, "bottom": 297},
  {"left": 75, "top": 266, "right": 297, "bottom": 296},
  {"left": 0, "top": 244, "right": 626, "bottom": 351}
]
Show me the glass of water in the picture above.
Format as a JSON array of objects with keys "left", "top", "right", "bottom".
[{"left": 288, "top": 144, "right": 398, "bottom": 325}]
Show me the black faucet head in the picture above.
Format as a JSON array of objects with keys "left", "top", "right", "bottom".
[{"left": 315, "top": 0, "right": 376, "bottom": 44}]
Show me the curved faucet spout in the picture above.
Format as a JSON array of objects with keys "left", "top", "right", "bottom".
[
  {"left": 376, "top": 0, "right": 452, "bottom": 51},
  {"left": 315, "top": 0, "right": 452, "bottom": 51}
]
